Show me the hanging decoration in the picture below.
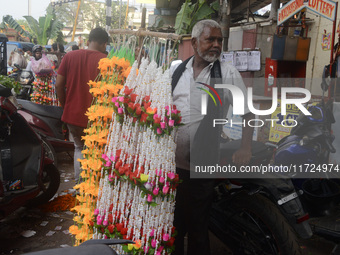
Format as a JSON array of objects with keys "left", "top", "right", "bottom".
[
  {"left": 31, "top": 71, "right": 59, "bottom": 106},
  {"left": 69, "top": 43, "right": 136, "bottom": 244},
  {"left": 70, "top": 36, "right": 181, "bottom": 255},
  {"left": 92, "top": 56, "right": 181, "bottom": 254}
]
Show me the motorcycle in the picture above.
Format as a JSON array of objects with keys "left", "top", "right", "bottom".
[
  {"left": 210, "top": 70, "right": 339, "bottom": 254},
  {"left": 16, "top": 98, "right": 74, "bottom": 166},
  {"left": 274, "top": 68, "right": 340, "bottom": 242},
  {"left": 210, "top": 139, "right": 310, "bottom": 255},
  {"left": 0, "top": 85, "right": 60, "bottom": 218},
  {"left": 8, "top": 64, "right": 34, "bottom": 100}
]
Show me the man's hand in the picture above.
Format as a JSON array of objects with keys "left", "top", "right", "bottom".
[
  {"left": 232, "top": 112, "right": 254, "bottom": 166},
  {"left": 232, "top": 147, "right": 252, "bottom": 166}
]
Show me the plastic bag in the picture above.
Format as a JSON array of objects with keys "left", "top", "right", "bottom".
[
  {"left": 31, "top": 54, "right": 52, "bottom": 74},
  {"left": 9, "top": 51, "right": 27, "bottom": 69}
]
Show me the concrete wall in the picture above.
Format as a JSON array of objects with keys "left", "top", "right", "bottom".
[{"left": 305, "top": 9, "right": 336, "bottom": 96}]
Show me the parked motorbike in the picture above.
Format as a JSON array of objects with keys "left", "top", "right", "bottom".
[
  {"left": 0, "top": 85, "right": 60, "bottom": 218},
  {"left": 274, "top": 68, "right": 340, "bottom": 242},
  {"left": 210, "top": 139, "right": 310, "bottom": 255},
  {"left": 16, "top": 99, "right": 74, "bottom": 166},
  {"left": 8, "top": 64, "right": 34, "bottom": 100},
  {"left": 210, "top": 70, "right": 339, "bottom": 254}
]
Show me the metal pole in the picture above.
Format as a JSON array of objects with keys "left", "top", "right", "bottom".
[
  {"left": 119, "top": 0, "right": 122, "bottom": 29},
  {"left": 72, "top": 0, "right": 81, "bottom": 42},
  {"left": 28, "top": 0, "right": 31, "bottom": 16},
  {"left": 106, "top": 0, "right": 112, "bottom": 32}
]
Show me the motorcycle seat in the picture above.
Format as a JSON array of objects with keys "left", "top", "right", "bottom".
[
  {"left": 220, "top": 139, "right": 270, "bottom": 159},
  {"left": 17, "top": 99, "right": 63, "bottom": 119}
]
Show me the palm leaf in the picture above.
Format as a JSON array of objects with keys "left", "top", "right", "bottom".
[
  {"left": 3, "top": 15, "right": 32, "bottom": 39},
  {"left": 24, "top": 15, "right": 42, "bottom": 42}
]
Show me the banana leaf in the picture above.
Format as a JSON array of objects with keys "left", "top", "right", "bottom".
[{"left": 174, "top": 0, "right": 194, "bottom": 35}]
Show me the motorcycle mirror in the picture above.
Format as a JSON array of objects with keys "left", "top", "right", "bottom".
[{"left": 321, "top": 65, "right": 331, "bottom": 92}]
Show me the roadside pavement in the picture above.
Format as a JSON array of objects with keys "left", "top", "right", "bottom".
[{"left": 0, "top": 152, "right": 75, "bottom": 255}]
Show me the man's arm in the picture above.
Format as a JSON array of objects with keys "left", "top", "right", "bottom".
[
  {"left": 55, "top": 74, "right": 66, "bottom": 108},
  {"left": 232, "top": 112, "right": 254, "bottom": 166}
]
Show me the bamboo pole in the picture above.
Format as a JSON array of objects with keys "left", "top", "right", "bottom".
[{"left": 108, "top": 29, "right": 186, "bottom": 41}]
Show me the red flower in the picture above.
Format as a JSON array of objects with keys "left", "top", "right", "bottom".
[
  {"left": 130, "top": 94, "right": 138, "bottom": 103},
  {"left": 124, "top": 97, "right": 130, "bottom": 104},
  {"left": 116, "top": 223, "right": 123, "bottom": 232},
  {"left": 141, "top": 113, "right": 148, "bottom": 123},
  {"left": 135, "top": 106, "right": 142, "bottom": 115},
  {"left": 128, "top": 102, "right": 136, "bottom": 110},
  {"left": 121, "top": 227, "right": 128, "bottom": 235},
  {"left": 143, "top": 101, "right": 151, "bottom": 109},
  {"left": 115, "top": 159, "right": 123, "bottom": 170},
  {"left": 143, "top": 95, "right": 150, "bottom": 102},
  {"left": 154, "top": 117, "right": 161, "bottom": 124},
  {"left": 118, "top": 166, "right": 125, "bottom": 175},
  {"left": 166, "top": 237, "right": 175, "bottom": 247},
  {"left": 108, "top": 224, "right": 115, "bottom": 234},
  {"left": 124, "top": 87, "right": 133, "bottom": 95},
  {"left": 108, "top": 214, "right": 113, "bottom": 223}
]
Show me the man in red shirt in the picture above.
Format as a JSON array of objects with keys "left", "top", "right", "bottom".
[{"left": 56, "top": 27, "right": 108, "bottom": 182}]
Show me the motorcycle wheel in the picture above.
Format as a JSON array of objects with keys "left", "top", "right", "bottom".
[
  {"left": 41, "top": 136, "right": 58, "bottom": 167},
  {"left": 27, "top": 164, "right": 60, "bottom": 207},
  {"left": 210, "top": 191, "right": 302, "bottom": 255}
]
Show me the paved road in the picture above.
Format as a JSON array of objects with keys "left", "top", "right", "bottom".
[{"left": 0, "top": 152, "right": 337, "bottom": 255}]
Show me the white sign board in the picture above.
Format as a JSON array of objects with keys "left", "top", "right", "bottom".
[
  {"left": 278, "top": 0, "right": 306, "bottom": 25},
  {"left": 307, "top": 0, "right": 336, "bottom": 21},
  {"left": 247, "top": 51, "right": 261, "bottom": 71},
  {"left": 234, "top": 51, "right": 248, "bottom": 72}
]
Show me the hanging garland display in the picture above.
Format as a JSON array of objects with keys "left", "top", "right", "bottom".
[
  {"left": 31, "top": 71, "right": 59, "bottom": 106},
  {"left": 69, "top": 47, "right": 135, "bottom": 244},
  {"left": 91, "top": 57, "right": 181, "bottom": 254},
  {"left": 69, "top": 37, "right": 181, "bottom": 254}
]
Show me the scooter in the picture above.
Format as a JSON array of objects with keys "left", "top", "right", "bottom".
[
  {"left": 16, "top": 98, "right": 74, "bottom": 166},
  {"left": 17, "top": 69, "right": 34, "bottom": 100},
  {"left": 0, "top": 85, "right": 60, "bottom": 218}
]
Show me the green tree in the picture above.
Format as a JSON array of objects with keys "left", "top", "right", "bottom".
[
  {"left": 0, "top": 5, "right": 64, "bottom": 45},
  {"left": 54, "top": 0, "right": 124, "bottom": 35},
  {"left": 24, "top": 5, "right": 64, "bottom": 45}
]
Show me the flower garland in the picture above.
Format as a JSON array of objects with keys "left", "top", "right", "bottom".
[
  {"left": 31, "top": 69, "right": 59, "bottom": 106},
  {"left": 91, "top": 57, "right": 180, "bottom": 254},
  {"left": 69, "top": 54, "right": 134, "bottom": 245}
]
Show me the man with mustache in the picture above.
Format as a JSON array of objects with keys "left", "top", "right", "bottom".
[{"left": 172, "top": 19, "right": 254, "bottom": 255}]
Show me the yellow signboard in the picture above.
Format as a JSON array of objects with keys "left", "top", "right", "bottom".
[{"left": 269, "top": 100, "right": 301, "bottom": 143}]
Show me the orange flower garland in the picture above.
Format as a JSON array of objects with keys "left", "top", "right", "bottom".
[{"left": 69, "top": 56, "right": 133, "bottom": 245}]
